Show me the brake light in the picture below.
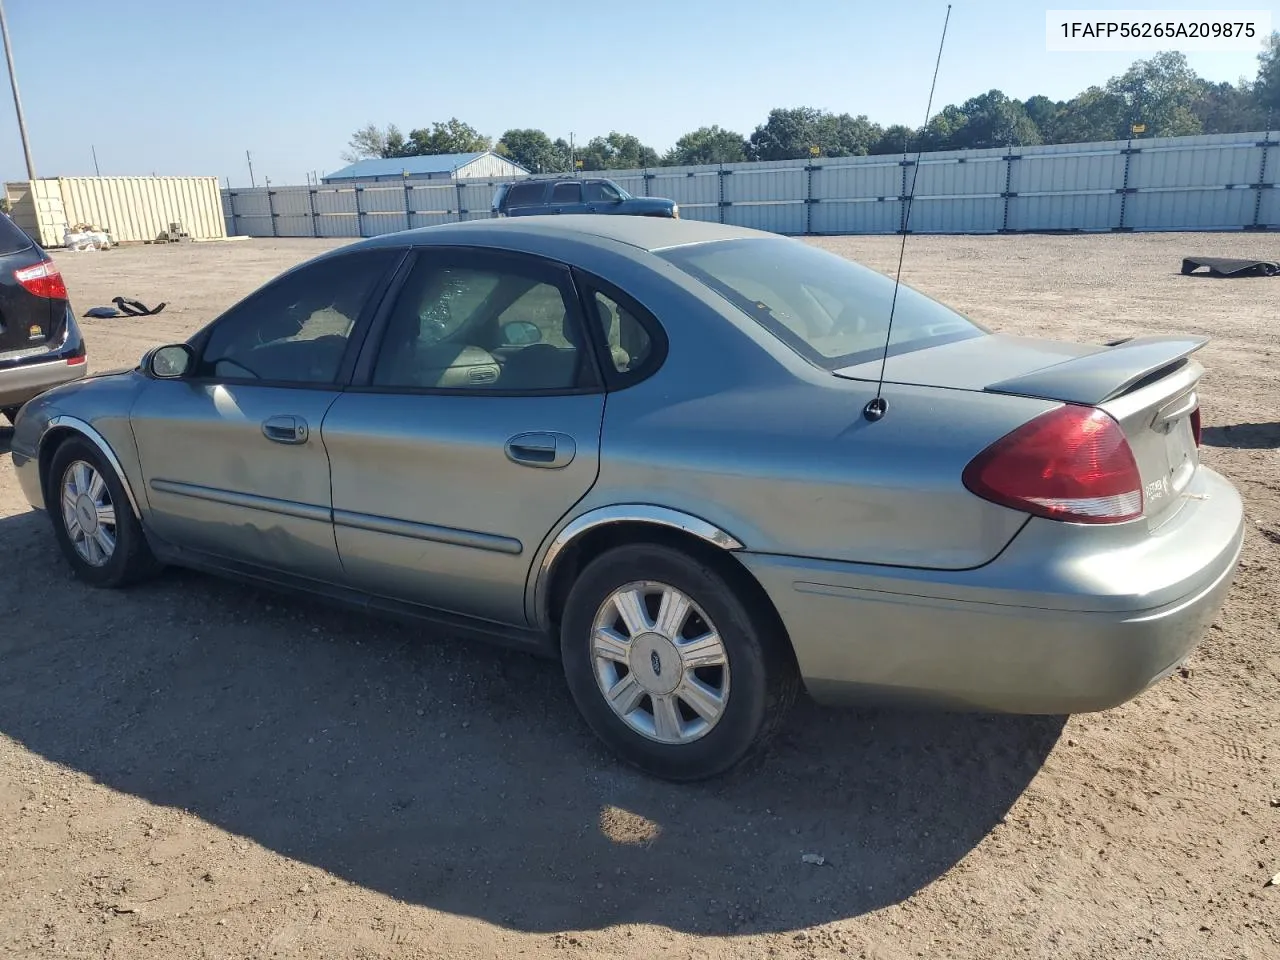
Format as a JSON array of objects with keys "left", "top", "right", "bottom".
[
  {"left": 962, "top": 405, "right": 1143, "bottom": 524},
  {"left": 13, "top": 260, "right": 68, "bottom": 300},
  {"left": 1190, "top": 407, "right": 1202, "bottom": 447}
]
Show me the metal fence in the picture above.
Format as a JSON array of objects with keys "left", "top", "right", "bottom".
[{"left": 221, "top": 130, "right": 1280, "bottom": 239}]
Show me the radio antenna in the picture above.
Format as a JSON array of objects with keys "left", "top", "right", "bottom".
[{"left": 864, "top": 3, "right": 952, "bottom": 423}]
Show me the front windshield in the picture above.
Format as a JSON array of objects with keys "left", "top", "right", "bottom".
[{"left": 658, "top": 238, "right": 985, "bottom": 369}]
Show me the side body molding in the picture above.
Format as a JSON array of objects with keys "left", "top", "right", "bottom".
[
  {"left": 532, "top": 504, "right": 745, "bottom": 627},
  {"left": 42, "top": 415, "right": 144, "bottom": 519}
]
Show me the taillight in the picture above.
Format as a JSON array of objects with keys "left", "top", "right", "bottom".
[
  {"left": 962, "top": 405, "right": 1143, "bottom": 524},
  {"left": 13, "top": 259, "right": 68, "bottom": 299},
  {"left": 1190, "top": 407, "right": 1202, "bottom": 447}
]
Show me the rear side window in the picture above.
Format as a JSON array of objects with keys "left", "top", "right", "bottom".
[
  {"left": 551, "top": 182, "right": 582, "bottom": 202},
  {"left": 504, "top": 182, "right": 545, "bottom": 208},
  {"left": 0, "top": 213, "right": 34, "bottom": 256},
  {"left": 590, "top": 291, "right": 652, "bottom": 374}
]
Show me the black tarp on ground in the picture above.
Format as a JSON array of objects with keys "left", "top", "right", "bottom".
[{"left": 1180, "top": 256, "right": 1280, "bottom": 277}]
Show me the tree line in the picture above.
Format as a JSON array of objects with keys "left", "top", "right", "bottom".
[{"left": 344, "top": 43, "right": 1280, "bottom": 173}]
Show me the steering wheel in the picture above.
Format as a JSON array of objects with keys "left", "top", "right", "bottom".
[{"left": 207, "top": 356, "right": 258, "bottom": 379}]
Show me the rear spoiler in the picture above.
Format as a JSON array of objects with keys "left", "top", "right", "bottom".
[{"left": 984, "top": 335, "right": 1208, "bottom": 406}]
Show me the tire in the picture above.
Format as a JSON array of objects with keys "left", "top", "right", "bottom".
[
  {"left": 46, "top": 436, "right": 162, "bottom": 588},
  {"left": 560, "top": 543, "right": 798, "bottom": 781},
  {"left": 1, "top": 406, "right": 18, "bottom": 425}
]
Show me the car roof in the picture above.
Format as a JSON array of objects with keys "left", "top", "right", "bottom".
[{"left": 353, "top": 214, "right": 772, "bottom": 254}]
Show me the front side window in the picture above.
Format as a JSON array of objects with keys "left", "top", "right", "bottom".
[
  {"left": 371, "top": 254, "right": 588, "bottom": 392},
  {"left": 584, "top": 181, "right": 624, "bottom": 202},
  {"left": 658, "top": 238, "right": 985, "bottom": 370},
  {"left": 197, "top": 249, "right": 397, "bottom": 384}
]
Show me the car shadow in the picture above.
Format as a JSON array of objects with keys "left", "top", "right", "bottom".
[
  {"left": 0, "top": 425, "right": 12, "bottom": 456},
  {"left": 1201, "top": 421, "right": 1280, "bottom": 450},
  {"left": 0, "top": 509, "right": 1064, "bottom": 935}
]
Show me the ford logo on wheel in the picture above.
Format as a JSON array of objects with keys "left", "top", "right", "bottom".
[{"left": 650, "top": 650, "right": 662, "bottom": 676}]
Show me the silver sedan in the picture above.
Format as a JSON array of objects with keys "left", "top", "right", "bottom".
[{"left": 8, "top": 216, "right": 1244, "bottom": 781}]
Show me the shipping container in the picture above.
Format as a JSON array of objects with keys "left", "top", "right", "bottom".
[{"left": 7, "top": 177, "right": 226, "bottom": 245}]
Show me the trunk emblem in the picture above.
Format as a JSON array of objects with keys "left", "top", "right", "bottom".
[{"left": 27, "top": 324, "right": 44, "bottom": 340}]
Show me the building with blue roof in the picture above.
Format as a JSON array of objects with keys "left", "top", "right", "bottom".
[{"left": 321, "top": 151, "right": 528, "bottom": 184}]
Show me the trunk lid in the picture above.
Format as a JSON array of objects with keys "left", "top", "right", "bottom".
[
  {"left": 0, "top": 217, "right": 60, "bottom": 360},
  {"left": 835, "top": 332, "right": 1207, "bottom": 526}
]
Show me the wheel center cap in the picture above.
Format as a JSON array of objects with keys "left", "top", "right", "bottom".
[
  {"left": 75, "top": 495, "right": 99, "bottom": 533},
  {"left": 628, "top": 632, "right": 681, "bottom": 696}
]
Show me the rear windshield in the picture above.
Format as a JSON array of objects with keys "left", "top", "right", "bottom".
[
  {"left": 658, "top": 237, "right": 984, "bottom": 369},
  {"left": 0, "top": 213, "right": 34, "bottom": 256}
]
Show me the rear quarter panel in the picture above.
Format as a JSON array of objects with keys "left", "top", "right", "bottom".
[
  {"left": 532, "top": 241, "right": 1055, "bottom": 570},
  {"left": 592, "top": 373, "right": 1053, "bottom": 569}
]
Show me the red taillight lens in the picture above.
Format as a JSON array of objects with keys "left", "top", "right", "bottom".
[
  {"left": 962, "top": 405, "right": 1143, "bottom": 524},
  {"left": 13, "top": 259, "right": 68, "bottom": 299},
  {"left": 1190, "top": 407, "right": 1202, "bottom": 447}
]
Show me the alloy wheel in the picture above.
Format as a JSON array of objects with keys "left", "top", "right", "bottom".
[
  {"left": 590, "top": 580, "right": 731, "bottom": 745},
  {"left": 60, "top": 460, "right": 117, "bottom": 567}
]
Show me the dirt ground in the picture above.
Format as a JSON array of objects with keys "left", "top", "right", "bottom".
[{"left": 1, "top": 231, "right": 1276, "bottom": 960}]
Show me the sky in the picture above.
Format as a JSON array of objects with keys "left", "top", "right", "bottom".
[{"left": 1, "top": 0, "right": 1276, "bottom": 187}]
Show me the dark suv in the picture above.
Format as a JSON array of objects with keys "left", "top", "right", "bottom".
[
  {"left": 491, "top": 177, "right": 678, "bottom": 219},
  {"left": 0, "top": 212, "right": 86, "bottom": 424}
]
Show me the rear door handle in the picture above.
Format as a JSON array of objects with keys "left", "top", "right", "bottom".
[
  {"left": 505, "top": 432, "right": 576, "bottom": 469},
  {"left": 262, "top": 415, "right": 309, "bottom": 445}
]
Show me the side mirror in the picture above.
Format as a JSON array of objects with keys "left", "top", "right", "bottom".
[
  {"left": 145, "top": 343, "right": 195, "bottom": 379},
  {"left": 501, "top": 320, "right": 543, "bottom": 346}
]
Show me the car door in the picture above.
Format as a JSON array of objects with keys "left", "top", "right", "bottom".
[
  {"left": 321, "top": 246, "right": 606, "bottom": 625},
  {"left": 129, "top": 247, "right": 404, "bottom": 583},
  {"left": 548, "top": 180, "right": 587, "bottom": 215}
]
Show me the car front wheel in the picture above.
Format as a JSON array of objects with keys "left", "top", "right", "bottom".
[
  {"left": 46, "top": 437, "right": 162, "bottom": 588},
  {"left": 560, "top": 543, "right": 798, "bottom": 781}
]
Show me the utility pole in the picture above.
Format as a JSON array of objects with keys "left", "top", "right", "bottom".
[
  {"left": 91, "top": 144, "right": 101, "bottom": 176},
  {"left": 246, "top": 150, "right": 256, "bottom": 187},
  {"left": 0, "top": 0, "right": 36, "bottom": 180}
]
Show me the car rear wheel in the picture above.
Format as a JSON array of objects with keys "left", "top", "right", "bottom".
[
  {"left": 47, "top": 437, "right": 161, "bottom": 588},
  {"left": 560, "top": 543, "right": 798, "bottom": 781}
]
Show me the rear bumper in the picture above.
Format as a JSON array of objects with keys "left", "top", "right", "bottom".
[
  {"left": 738, "top": 467, "right": 1245, "bottom": 714},
  {"left": 0, "top": 357, "right": 87, "bottom": 408}
]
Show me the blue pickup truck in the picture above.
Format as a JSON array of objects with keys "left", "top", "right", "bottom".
[{"left": 491, "top": 177, "right": 678, "bottom": 219}]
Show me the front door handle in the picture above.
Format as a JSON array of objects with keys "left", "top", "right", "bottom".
[
  {"left": 505, "top": 432, "right": 576, "bottom": 469},
  {"left": 262, "top": 415, "right": 309, "bottom": 445}
]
